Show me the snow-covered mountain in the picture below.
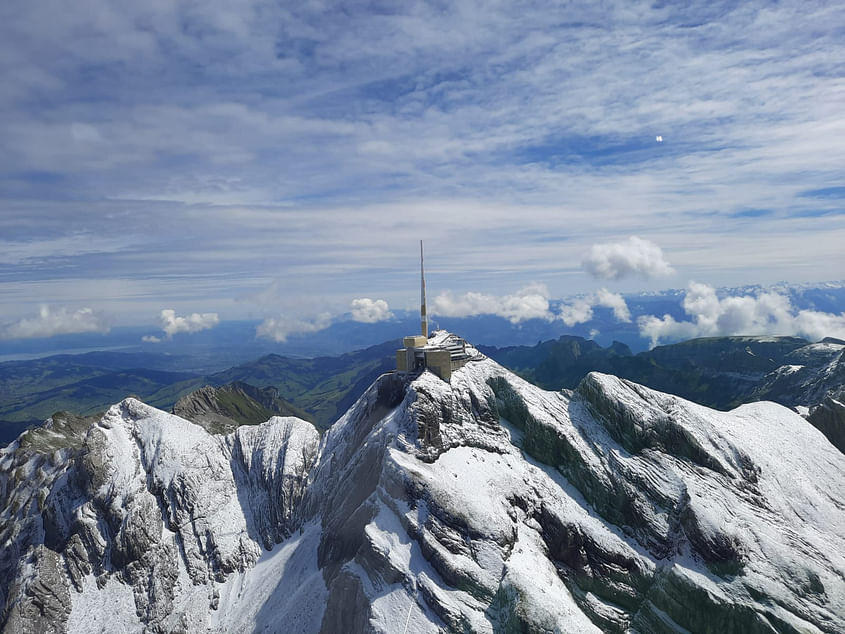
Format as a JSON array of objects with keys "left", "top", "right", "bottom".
[
  {"left": 1, "top": 335, "right": 844, "bottom": 633},
  {"left": 753, "top": 339, "right": 845, "bottom": 406},
  {"left": 751, "top": 338, "right": 845, "bottom": 453}
]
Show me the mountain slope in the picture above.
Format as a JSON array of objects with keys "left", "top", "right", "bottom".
[
  {"left": 305, "top": 356, "right": 844, "bottom": 632},
  {"left": 1, "top": 336, "right": 843, "bottom": 632},
  {"left": 751, "top": 339, "right": 845, "bottom": 453},
  {"left": 752, "top": 339, "right": 845, "bottom": 406},
  {"left": 171, "top": 381, "right": 315, "bottom": 434},
  {"left": 484, "top": 335, "right": 845, "bottom": 453},
  {"left": 208, "top": 340, "right": 397, "bottom": 427}
]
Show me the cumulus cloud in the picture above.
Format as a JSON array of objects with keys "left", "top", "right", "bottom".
[
  {"left": 595, "top": 288, "right": 632, "bottom": 322},
  {"left": 558, "top": 297, "right": 594, "bottom": 326},
  {"left": 158, "top": 309, "right": 219, "bottom": 338},
  {"left": 638, "top": 282, "right": 845, "bottom": 347},
  {"left": 0, "top": 306, "right": 110, "bottom": 339},
  {"left": 432, "top": 284, "right": 554, "bottom": 324},
  {"left": 350, "top": 298, "right": 394, "bottom": 323},
  {"left": 432, "top": 284, "right": 632, "bottom": 326},
  {"left": 582, "top": 236, "right": 674, "bottom": 280},
  {"left": 141, "top": 335, "right": 162, "bottom": 343},
  {"left": 256, "top": 312, "right": 333, "bottom": 343},
  {"left": 559, "top": 288, "right": 632, "bottom": 326}
]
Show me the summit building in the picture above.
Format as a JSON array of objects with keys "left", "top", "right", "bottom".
[{"left": 395, "top": 241, "right": 473, "bottom": 382}]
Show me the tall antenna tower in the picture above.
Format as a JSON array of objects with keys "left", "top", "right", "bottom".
[{"left": 420, "top": 240, "right": 428, "bottom": 338}]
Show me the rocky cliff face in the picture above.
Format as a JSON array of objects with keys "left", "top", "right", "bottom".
[
  {"left": 305, "top": 357, "right": 845, "bottom": 633},
  {"left": 1, "top": 336, "right": 844, "bottom": 633},
  {"left": 807, "top": 391, "right": 845, "bottom": 455},
  {"left": 753, "top": 340, "right": 845, "bottom": 406},
  {"left": 752, "top": 340, "right": 845, "bottom": 453}
]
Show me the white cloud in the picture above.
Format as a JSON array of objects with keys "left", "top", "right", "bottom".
[
  {"left": 433, "top": 285, "right": 632, "bottom": 326},
  {"left": 559, "top": 288, "right": 631, "bottom": 326},
  {"left": 638, "top": 282, "right": 845, "bottom": 347},
  {"left": 158, "top": 308, "right": 219, "bottom": 338},
  {"left": 595, "top": 288, "right": 632, "bottom": 323},
  {"left": 432, "top": 283, "right": 554, "bottom": 324},
  {"left": 637, "top": 314, "right": 700, "bottom": 347},
  {"left": 558, "top": 297, "right": 595, "bottom": 326},
  {"left": 582, "top": 236, "right": 674, "bottom": 280},
  {"left": 350, "top": 298, "right": 394, "bottom": 323},
  {"left": 0, "top": 306, "right": 109, "bottom": 339},
  {"left": 142, "top": 335, "right": 162, "bottom": 343},
  {"left": 792, "top": 310, "right": 845, "bottom": 342},
  {"left": 256, "top": 312, "right": 332, "bottom": 342}
]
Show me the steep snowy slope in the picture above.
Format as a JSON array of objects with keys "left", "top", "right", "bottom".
[
  {"left": 0, "top": 402, "right": 320, "bottom": 633},
  {"left": 1, "top": 334, "right": 844, "bottom": 633},
  {"left": 306, "top": 355, "right": 845, "bottom": 633}
]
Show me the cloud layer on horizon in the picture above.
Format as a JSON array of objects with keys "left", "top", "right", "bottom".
[
  {"left": 157, "top": 309, "right": 219, "bottom": 339},
  {"left": 432, "top": 284, "right": 634, "bottom": 328},
  {"left": 0, "top": 306, "right": 110, "bottom": 340},
  {"left": 560, "top": 289, "right": 632, "bottom": 326},
  {"left": 638, "top": 282, "right": 845, "bottom": 347},
  {"left": 432, "top": 284, "right": 555, "bottom": 324},
  {"left": 256, "top": 312, "right": 333, "bottom": 343}
]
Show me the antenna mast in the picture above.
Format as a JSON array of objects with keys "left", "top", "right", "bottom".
[{"left": 420, "top": 240, "right": 428, "bottom": 338}]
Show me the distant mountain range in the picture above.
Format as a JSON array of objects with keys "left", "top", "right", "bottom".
[
  {"left": 0, "top": 341, "right": 399, "bottom": 443},
  {"left": 171, "top": 382, "right": 314, "bottom": 435},
  {"left": 3, "top": 331, "right": 844, "bottom": 455},
  {"left": 481, "top": 335, "right": 808, "bottom": 408}
]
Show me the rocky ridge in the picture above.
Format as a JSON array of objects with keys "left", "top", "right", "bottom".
[
  {"left": 752, "top": 339, "right": 845, "bottom": 453},
  {"left": 1, "top": 334, "right": 844, "bottom": 632},
  {"left": 0, "top": 404, "right": 319, "bottom": 633},
  {"left": 171, "top": 381, "right": 314, "bottom": 435}
]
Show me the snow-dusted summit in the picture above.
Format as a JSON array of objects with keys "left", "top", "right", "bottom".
[{"left": 1, "top": 333, "right": 844, "bottom": 633}]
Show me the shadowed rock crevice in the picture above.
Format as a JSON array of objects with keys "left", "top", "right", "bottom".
[{"left": 807, "top": 389, "right": 845, "bottom": 454}]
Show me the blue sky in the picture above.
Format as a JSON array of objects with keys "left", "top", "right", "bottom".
[{"left": 1, "top": 0, "right": 844, "bottom": 343}]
